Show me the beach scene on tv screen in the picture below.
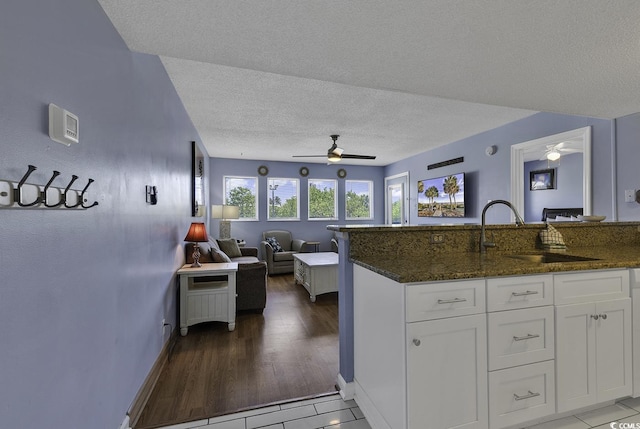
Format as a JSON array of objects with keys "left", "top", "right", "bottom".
[{"left": 417, "top": 173, "right": 465, "bottom": 217}]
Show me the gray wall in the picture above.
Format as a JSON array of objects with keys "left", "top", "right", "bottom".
[
  {"left": 616, "top": 113, "right": 640, "bottom": 221},
  {"left": 0, "top": 1, "right": 202, "bottom": 427},
  {"left": 385, "top": 112, "right": 614, "bottom": 225},
  {"left": 209, "top": 158, "right": 385, "bottom": 252}
]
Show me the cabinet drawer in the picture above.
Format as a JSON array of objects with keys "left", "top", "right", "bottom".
[
  {"left": 489, "top": 360, "right": 555, "bottom": 429},
  {"left": 488, "top": 306, "right": 554, "bottom": 371},
  {"left": 554, "top": 269, "right": 629, "bottom": 305},
  {"left": 487, "top": 275, "right": 553, "bottom": 312},
  {"left": 406, "top": 279, "right": 485, "bottom": 322}
]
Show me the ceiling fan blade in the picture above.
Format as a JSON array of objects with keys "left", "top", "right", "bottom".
[{"left": 341, "top": 154, "right": 377, "bottom": 160}]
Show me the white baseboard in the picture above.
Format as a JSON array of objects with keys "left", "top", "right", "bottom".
[
  {"left": 354, "top": 380, "right": 392, "bottom": 429},
  {"left": 119, "top": 414, "right": 130, "bottom": 429},
  {"left": 336, "top": 373, "right": 355, "bottom": 400}
]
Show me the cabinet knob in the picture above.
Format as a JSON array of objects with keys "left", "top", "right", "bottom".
[
  {"left": 591, "top": 314, "right": 599, "bottom": 320},
  {"left": 600, "top": 313, "right": 608, "bottom": 320},
  {"left": 412, "top": 339, "right": 421, "bottom": 347}
]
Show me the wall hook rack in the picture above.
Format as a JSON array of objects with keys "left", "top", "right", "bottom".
[
  {"left": 42, "top": 170, "right": 63, "bottom": 208},
  {"left": 0, "top": 165, "right": 99, "bottom": 210},
  {"left": 14, "top": 165, "right": 41, "bottom": 207},
  {"left": 80, "top": 178, "right": 99, "bottom": 209}
]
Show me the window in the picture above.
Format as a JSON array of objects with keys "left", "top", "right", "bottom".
[
  {"left": 308, "top": 179, "right": 337, "bottom": 220},
  {"left": 224, "top": 176, "right": 258, "bottom": 220},
  {"left": 346, "top": 180, "right": 373, "bottom": 219},
  {"left": 267, "top": 178, "right": 299, "bottom": 220}
]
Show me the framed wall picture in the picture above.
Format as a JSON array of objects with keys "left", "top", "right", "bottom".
[
  {"left": 191, "top": 141, "right": 205, "bottom": 216},
  {"left": 530, "top": 168, "right": 555, "bottom": 190}
]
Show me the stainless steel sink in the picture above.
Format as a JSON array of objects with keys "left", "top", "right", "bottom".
[{"left": 506, "top": 253, "right": 600, "bottom": 263}]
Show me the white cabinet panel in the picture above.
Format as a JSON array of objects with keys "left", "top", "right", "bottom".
[
  {"left": 488, "top": 306, "right": 554, "bottom": 371},
  {"left": 489, "top": 360, "right": 555, "bottom": 429},
  {"left": 554, "top": 270, "right": 629, "bottom": 305},
  {"left": 556, "top": 298, "right": 632, "bottom": 413},
  {"left": 487, "top": 274, "right": 553, "bottom": 312},
  {"left": 407, "top": 314, "right": 488, "bottom": 429},
  {"left": 595, "top": 298, "right": 632, "bottom": 402},
  {"left": 406, "top": 279, "right": 485, "bottom": 322}
]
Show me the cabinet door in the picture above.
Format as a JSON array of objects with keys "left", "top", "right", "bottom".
[
  {"left": 407, "top": 314, "right": 488, "bottom": 429},
  {"left": 595, "top": 298, "right": 632, "bottom": 402},
  {"left": 555, "top": 302, "right": 597, "bottom": 413}
]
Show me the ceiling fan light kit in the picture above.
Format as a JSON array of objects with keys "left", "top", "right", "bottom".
[
  {"left": 293, "top": 135, "right": 376, "bottom": 163},
  {"left": 546, "top": 150, "right": 561, "bottom": 161}
]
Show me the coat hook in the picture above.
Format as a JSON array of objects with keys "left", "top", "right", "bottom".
[
  {"left": 80, "top": 178, "right": 99, "bottom": 209},
  {"left": 63, "top": 175, "right": 81, "bottom": 208},
  {"left": 42, "top": 170, "right": 63, "bottom": 208},
  {"left": 14, "top": 164, "right": 41, "bottom": 207}
]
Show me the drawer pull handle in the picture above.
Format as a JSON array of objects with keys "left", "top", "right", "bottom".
[
  {"left": 513, "top": 390, "right": 540, "bottom": 401},
  {"left": 591, "top": 314, "right": 599, "bottom": 320},
  {"left": 513, "top": 333, "right": 540, "bottom": 341},
  {"left": 511, "top": 290, "right": 538, "bottom": 297},
  {"left": 437, "top": 298, "right": 467, "bottom": 304}
]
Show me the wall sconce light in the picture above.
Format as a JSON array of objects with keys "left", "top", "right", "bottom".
[{"left": 211, "top": 204, "right": 240, "bottom": 239}]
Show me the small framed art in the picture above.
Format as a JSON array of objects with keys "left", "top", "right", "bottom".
[{"left": 530, "top": 168, "right": 555, "bottom": 190}]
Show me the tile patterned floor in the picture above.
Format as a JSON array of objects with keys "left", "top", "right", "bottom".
[
  {"left": 156, "top": 395, "right": 640, "bottom": 429},
  {"left": 156, "top": 393, "right": 370, "bottom": 429}
]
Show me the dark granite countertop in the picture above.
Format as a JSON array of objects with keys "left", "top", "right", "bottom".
[{"left": 351, "top": 246, "right": 640, "bottom": 283}]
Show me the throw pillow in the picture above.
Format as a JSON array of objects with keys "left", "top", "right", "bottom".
[
  {"left": 265, "top": 236, "right": 283, "bottom": 252},
  {"left": 217, "top": 238, "right": 242, "bottom": 258},
  {"left": 210, "top": 248, "right": 232, "bottom": 263}
]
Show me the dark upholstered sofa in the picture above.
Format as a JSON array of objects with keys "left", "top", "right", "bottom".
[{"left": 186, "top": 238, "right": 267, "bottom": 313}]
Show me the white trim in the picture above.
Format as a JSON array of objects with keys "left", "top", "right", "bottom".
[
  {"left": 510, "top": 127, "right": 591, "bottom": 220},
  {"left": 384, "top": 171, "right": 409, "bottom": 225},
  {"left": 119, "top": 414, "right": 130, "bottom": 429},
  {"left": 345, "top": 179, "right": 374, "bottom": 220},
  {"left": 336, "top": 373, "right": 355, "bottom": 400},
  {"left": 308, "top": 178, "right": 338, "bottom": 220},
  {"left": 354, "top": 379, "right": 393, "bottom": 429}
]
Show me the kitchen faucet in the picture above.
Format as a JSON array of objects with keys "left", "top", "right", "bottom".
[{"left": 480, "top": 199, "right": 525, "bottom": 253}]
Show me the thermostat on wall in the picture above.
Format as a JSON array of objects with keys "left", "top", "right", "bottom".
[{"left": 48, "top": 103, "right": 79, "bottom": 146}]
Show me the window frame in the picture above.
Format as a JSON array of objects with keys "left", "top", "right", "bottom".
[
  {"left": 307, "top": 178, "right": 338, "bottom": 221},
  {"left": 345, "top": 180, "right": 374, "bottom": 220},
  {"left": 223, "top": 175, "right": 259, "bottom": 221},
  {"left": 267, "top": 177, "right": 300, "bottom": 221}
]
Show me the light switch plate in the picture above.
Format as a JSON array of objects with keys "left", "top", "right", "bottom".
[{"left": 625, "top": 189, "right": 635, "bottom": 203}]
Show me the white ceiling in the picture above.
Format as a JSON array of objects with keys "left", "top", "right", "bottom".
[{"left": 97, "top": 1, "right": 640, "bottom": 166}]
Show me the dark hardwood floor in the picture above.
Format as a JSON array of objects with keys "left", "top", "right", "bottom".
[{"left": 134, "top": 274, "right": 339, "bottom": 429}]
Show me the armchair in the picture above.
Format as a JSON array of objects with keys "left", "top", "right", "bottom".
[{"left": 260, "top": 230, "right": 307, "bottom": 275}]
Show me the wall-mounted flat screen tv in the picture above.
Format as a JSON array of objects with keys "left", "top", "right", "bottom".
[{"left": 417, "top": 172, "right": 465, "bottom": 217}]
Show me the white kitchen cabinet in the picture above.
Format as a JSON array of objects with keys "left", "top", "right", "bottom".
[
  {"left": 407, "top": 314, "right": 488, "bottom": 429},
  {"left": 487, "top": 306, "right": 554, "bottom": 371},
  {"left": 488, "top": 360, "right": 555, "bottom": 429},
  {"left": 556, "top": 298, "right": 632, "bottom": 413},
  {"left": 353, "top": 265, "right": 487, "bottom": 429}
]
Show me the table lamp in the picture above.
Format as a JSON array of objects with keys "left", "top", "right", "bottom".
[
  {"left": 212, "top": 204, "right": 240, "bottom": 239},
  {"left": 184, "top": 222, "right": 208, "bottom": 267}
]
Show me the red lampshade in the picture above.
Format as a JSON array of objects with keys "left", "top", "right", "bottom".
[{"left": 184, "top": 222, "right": 208, "bottom": 242}]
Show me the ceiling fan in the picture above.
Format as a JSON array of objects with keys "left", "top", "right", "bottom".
[
  {"left": 540, "top": 141, "right": 583, "bottom": 161},
  {"left": 293, "top": 135, "right": 376, "bottom": 163}
]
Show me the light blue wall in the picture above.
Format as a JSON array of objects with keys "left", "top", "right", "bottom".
[
  {"left": 209, "top": 158, "right": 385, "bottom": 251},
  {"left": 385, "top": 112, "right": 614, "bottom": 224},
  {"left": 523, "top": 153, "right": 583, "bottom": 222},
  {"left": 0, "top": 1, "right": 202, "bottom": 428},
  {"left": 615, "top": 113, "right": 640, "bottom": 221}
]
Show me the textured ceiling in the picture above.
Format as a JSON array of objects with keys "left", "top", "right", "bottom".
[{"left": 97, "top": 0, "right": 640, "bottom": 165}]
